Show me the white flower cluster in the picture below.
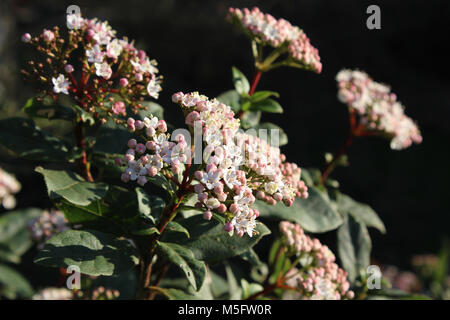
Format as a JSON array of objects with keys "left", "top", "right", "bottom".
[
  {"left": 280, "top": 221, "right": 354, "bottom": 300},
  {"left": 66, "top": 13, "right": 162, "bottom": 97},
  {"left": 171, "top": 92, "right": 308, "bottom": 237},
  {"left": 228, "top": 7, "right": 322, "bottom": 73},
  {"left": 27, "top": 209, "right": 69, "bottom": 249},
  {"left": 0, "top": 167, "right": 21, "bottom": 209},
  {"left": 119, "top": 116, "right": 187, "bottom": 186},
  {"left": 336, "top": 69, "right": 422, "bottom": 150},
  {"left": 32, "top": 287, "right": 73, "bottom": 300}
]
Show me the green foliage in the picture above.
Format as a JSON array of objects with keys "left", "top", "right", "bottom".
[
  {"left": 0, "top": 264, "right": 34, "bottom": 299},
  {"left": 0, "top": 208, "right": 42, "bottom": 264},
  {"left": 34, "top": 229, "right": 139, "bottom": 276},
  {"left": 22, "top": 96, "right": 75, "bottom": 121},
  {"left": 156, "top": 241, "right": 206, "bottom": 291},
  {"left": 337, "top": 214, "right": 372, "bottom": 282},
  {"left": 255, "top": 186, "right": 343, "bottom": 233},
  {"left": 170, "top": 215, "right": 271, "bottom": 263},
  {"left": 232, "top": 66, "right": 250, "bottom": 95},
  {"left": 36, "top": 167, "right": 109, "bottom": 206},
  {"left": 0, "top": 117, "right": 80, "bottom": 162}
]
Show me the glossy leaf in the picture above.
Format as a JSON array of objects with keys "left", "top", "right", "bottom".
[
  {"left": 34, "top": 230, "right": 139, "bottom": 276},
  {"left": 36, "top": 167, "right": 108, "bottom": 206},
  {"left": 255, "top": 186, "right": 343, "bottom": 233},
  {"left": 249, "top": 98, "right": 283, "bottom": 113},
  {"left": 232, "top": 66, "right": 250, "bottom": 95}
]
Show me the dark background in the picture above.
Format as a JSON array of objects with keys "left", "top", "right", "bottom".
[{"left": 1, "top": 0, "right": 449, "bottom": 269}]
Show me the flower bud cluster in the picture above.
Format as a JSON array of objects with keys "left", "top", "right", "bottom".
[
  {"left": 91, "top": 286, "right": 120, "bottom": 300},
  {"left": 118, "top": 115, "right": 184, "bottom": 186},
  {"left": 21, "top": 12, "right": 162, "bottom": 124},
  {"left": 280, "top": 221, "right": 354, "bottom": 300},
  {"left": 169, "top": 92, "right": 307, "bottom": 237},
  {"left": 0, "top": 168, "right": 21, "bottom": 209},
  {"left": 27, "top": 209, "right": 69, "bottom": 249},
  {"left": 336, "top": 69, "right": 422, "bottom": 150},
  {"left": 228, "top": 7, "right": 321, "bottom": 73}
]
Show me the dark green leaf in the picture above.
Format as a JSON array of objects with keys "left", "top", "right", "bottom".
[
  {"left": 0, "top": 264, "right": 34, "bottom": 299},
  {"left": 338, "top": 194, "right": 386, "bottom": 233},
  {"left": 174, "top": 215, "right": 271, "bottom": 263},
  {"left": 232, "top": 66, "right": 250, "bottom": 95},
  {"left": 0, "top": 117, "right": 79, "bottom": 162},
  {"left": 22, "top": 96, "right": 75, "bottom": 121},
  {"left": 216, "top": 90, "right": 241, "bottom": 112},
  {"left": 73, "top": 105, "right": 95, "bottom": 125},
  {"left": 249, "top": 98, "right": 283, "bottom": 113},
  {"left": 249, "top": 91, "right": 279, "bottom": 103},
  {"left": 0, "top": 208, "right": 42, "bottom": 264},
  {"left": 34, "top": 230, "right": 139, "bottom": 276},
  {"left": 255, "top": 186, "right": 343, "bottom": 233},
  {"left": 156, "top": 242, "right": 206, "bottom": 291},
  {"left": 337, "top": 214, "right": 372, "bottom": 282},
  {"left": 36, "top": 167, "right": 108, "bottom": 206},
  {"left": 240, "top": 111, "right": 261, "bottom": 129}
]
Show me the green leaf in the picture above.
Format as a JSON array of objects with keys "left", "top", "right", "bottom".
[
  {"left": 255, "top": 186, "right": 343, "bottom": 233},
  {"left": 131, "top": 226, "right": 160, "bottom": 236},
  {"left": 239, "top": 248, "right": 262, "bottom": 266},
  {"left": 147, "top": 173, "right": 176, "bottom": 197},
  {"left": 36, "top": 167, "right": 108, "bottom": 206},
  {"left": 225, "top": 262, "right": 242, "bottom": 300},
  {"left": 0, "top": 117, "right": 79, "bottom": 162},
  {"left": 94, "top": 120, "right": 133, "bottom": 154},
  {"left": 22, "top": 96, "right": 75, "bottom": 121},
  {"left": 337, "top": 214, "right": 372, "bottom": 282},
  {"left": 249, "top": 98, "right": 283, "bottom": 113},
  {"left": 156, "top": 242, "right": 206, "bottom": 291},
  {"left": 216, "top": 90, "right": 241, "bottom": 112},
  {"left": 73, "top": 105, "right": 95, "bottom": 125},
  {"left": 248, "top": 122, "right": 288, "bottom": 146},
  {"left": 58, "top": 185, "right": 146, "bottom": 236},
  {"left": 136, "top": 187, "right": 156, "bottom": 224},
  {"left": 249, "top": 91, "right": 279, "bottom": 103},
  {"left": 164, "top": 222, "right": 190, "bottom": 239},
  {"left": 139, "top": 101, "right": 164, "bottom": 120},
  {"left": 0, "top": 208, "right": 42, "bottom": 264},
  {"left": 240, "top": 111, "right": 261, "bottom": 129},
  {"left": 232, "top": 66, "right": 250, "bottom": 95},
  {"left": 34, "top": 230, "right": 139, "bottom": 276},
  {"left": 0, "top": 263, "right": 34, "bottom": 299},
  {"left": 338, "top": 194, "right": 386, "bottom": 233},
  {"left": 241, "top": 279, "right": 263, "bottom": 299},
  {"left": 174, "top": 215, "right": 271, "bottom": 263}
]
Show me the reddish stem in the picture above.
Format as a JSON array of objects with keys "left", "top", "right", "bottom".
[
  {"left": 75, "top": 122, "right": 94, "bottom": 182},
  {"left": 249, "top": 70, "right": 262, "bottom": 96}
]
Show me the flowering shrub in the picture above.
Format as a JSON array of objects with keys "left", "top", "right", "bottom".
[{"left": 0, "top": 7, "right": 423, "bottom": 300}]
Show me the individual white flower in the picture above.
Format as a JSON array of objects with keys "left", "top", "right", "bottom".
[
  {"left": 147, "top": 78, "right": 161, "bottom": 99},
  {"left": 200, "top": 169, "right": 222, "bottom": 190},
  {"left": 86, "top": 44, "right": 104, "bottom": 63},
  {"left": 94, "top": 62, "right": 112, "bottom": 79},
  {"left": 52, "top": 74, "right": 70, "bottom": 94},
  {"left": 106, "top": 39, "right": 123, "bottom": 59},
  {"left": 67, "top": 13, "right": 84, "bottom": 29}
]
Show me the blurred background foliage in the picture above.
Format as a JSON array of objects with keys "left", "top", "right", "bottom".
[{"left": 0, "top": 0, "right": 449, "bottom": 294}]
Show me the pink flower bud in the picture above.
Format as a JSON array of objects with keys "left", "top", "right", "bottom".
[
  {"left": 135, "top": 73, "right": 143, "bottom": 82},
  {"left": 224, "top": 222, "right": 234, "bottom": 232},
  {"left": 135, "top": 120, "right": 144, "bottom": 130},
  {"left": 21, "top": 33, "right": 31, "bottom": 43},
  {"left": 42, "top": 29, "right": 54, "bottom": 42},
  {"left": 137, "top": 176, "right": 147, "bottom": 186},
  {"left": 229, "top": 203, "right": 239, "bottom": 214},
  {"left": 194, "top": 184, "right": 205, "bottom": 193},
  {"left": 119, "top": 78, "right": 129, "bottom": 87},
  {"left": 172, "top": 92, "right": 183, "bottom": 103},
  {"left": 217, "top": 192, "right": 227, "bottom": 202},
  {"left": 64, "top": 64, "right": 74, "bottom": 73},
  {"left": 121, "top": 173, "right": 130, "bottom": 182},
  {"left": 146, "top": 127, "right": 156, "bottom": 137},
  {"left": 147, "top": 166, "right": 158, "bottom": 177},
  {"left": 157, "top": 120, "right": 167, "bottom": 132},
  {"left": 217, "top": 204, "right": 227, "bottom": 214},
  {"left": 195, "top": 201, "right": 203, "bottom": 209},
  {"left": 198, "top": 194, "right": 210, "bottom": 205},
  {"left": 194, "top": 171, "right": 204, "bottom": 180},
  {"left": 273, "top": 193, "right": 283, "bottom": 202},
  {"left": 125, "top": 154, "right": 134, "bottom": 162},
  {"left": 185, "top": 111, "right": 200, "bottom": 126},
  {"left": 114, "top": 158, "right": 123, "bottom": 166},
  {"left": 135, "top": 143, "right": 146, "bottom": 154},
  {"left": 145, "top": 141, "right": 156, "bottom": 151},
  {"left": 112, "top": 101, "right": 126, "bottom": 116},
  {"left": 127, "top": 139, "right": 137, "bottom": 148},
  {"left": 203, "top": 210, "right": 212, "bottom": 221}
]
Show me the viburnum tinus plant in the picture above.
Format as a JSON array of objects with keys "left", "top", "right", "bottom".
[{"left": 0, "top": 7, "right": 423, "bottom": 300}]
